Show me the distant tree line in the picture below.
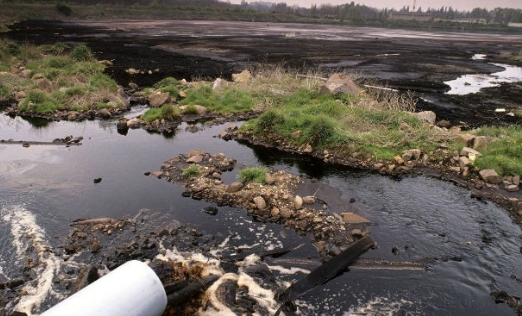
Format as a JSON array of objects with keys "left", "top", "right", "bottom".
[{"left": 5, "top": 0, "right": 522, "bottom": 25}]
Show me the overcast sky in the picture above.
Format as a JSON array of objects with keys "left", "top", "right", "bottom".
[{"left": 228, "top": 0, "right": 522, "bottom": 11}]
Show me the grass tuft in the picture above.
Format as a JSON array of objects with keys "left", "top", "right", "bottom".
[
  {"left": 182, "top": 165, "right": 202, "bottom": 178},
  {"left": 237, "top": 167, "right": 268, "bottom": 184}
]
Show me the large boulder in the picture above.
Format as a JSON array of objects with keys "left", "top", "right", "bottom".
[
  {"left": 149, "top": 92, "right": 170, "bottom": 108},
  {"left": 319, "top": 73, "right": 361, "bottom": 96}
]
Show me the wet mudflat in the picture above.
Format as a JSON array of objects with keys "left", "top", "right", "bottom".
[{"left": 7, "top": 20, "right": 522, "bottom": 126}]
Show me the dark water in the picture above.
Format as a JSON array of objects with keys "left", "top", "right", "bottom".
[{"left": 1, "top": 113, "right": 521, "bottom": 315}]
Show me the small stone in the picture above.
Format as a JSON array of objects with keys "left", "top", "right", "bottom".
[
  {"left": 505, "top": 184, "right": 519, "bottom": 192},
  {"left": 473, "top": 136, "right": 488, "bottom": 149},
  {"left": 294, "top": 195, "right": 303, "bottom": 209},
  {"left": 341, "top": 212, "right": 371, "bottom": 224},
  {"left": 178, "top": 91, "right": 187, "bottom": 99},
  {"left": 314, "top": 241, "right": 326, "bottom": 253},
  {"left": 479, "top": 169, "right": 500, "bottom": 184},
  {"left": 459, "top": 156, "right": 470, "bottom": 169},
  {"left": 226, "top": 182, "right": 243, "bottom": 193},
  {"left": 93, "top": 178, "right": 102, "bottom": 184},
  {"left": 351, "top": 229, "right": 364, "bottom": 237},
  {"left": 457, "top": 134, "right": 475, "bottom": 146},
  {"left": 302, "top": 196, "right": 315, "bottom": 204},
  {"left": 186, "top": 155, "right": 203, "bottom": 163},
  {"left": 394, "top": 155, "right": 404, "bottom": 165},
  {"left": 271, "top": 207, "right": 280, "bottom": 217},
  {"left": 253, "top": 196, "right": 267, "bottom": 210},
  {"left": 460, "top": 147, "right": 482, "bottom": 158}
]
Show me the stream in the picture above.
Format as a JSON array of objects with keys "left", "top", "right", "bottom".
[{"left": 1, "top": 113, "right": 521, "bottom": 315}]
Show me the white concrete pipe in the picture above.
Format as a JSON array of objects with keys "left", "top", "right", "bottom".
[{"left": 41, "top": 260, "right": 167, "bottom": 316}]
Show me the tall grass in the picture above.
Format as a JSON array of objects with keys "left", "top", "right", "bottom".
[{"left": 237, "top": 167, "right": 268, "bottom": 184}]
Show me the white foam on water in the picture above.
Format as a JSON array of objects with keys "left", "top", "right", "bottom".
[
  {"left": 1, "top": 205, "right": 62, "bottom": 315},
  {"left": 266, "top": 264, "right": 310, "bottom": 275},
  {"left": 342, "top": 296, "right": 415, "bottom": 316}
]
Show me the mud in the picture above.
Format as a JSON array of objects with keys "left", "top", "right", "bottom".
[{"left": 5, "top": 19, "right": 522, "bottom": 127}]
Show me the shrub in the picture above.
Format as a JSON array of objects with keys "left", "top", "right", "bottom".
[
  {"left": 182, "top": 165, "right": 202, "bottom": 178},
  {"left": 70, "top": 45, "right": 93, "bottom": 62},
  {"left": 237, "top": 167, "right": 268, "bottom": 184}
]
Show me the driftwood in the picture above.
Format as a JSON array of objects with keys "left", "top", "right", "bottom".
[
  {"left": 0, "top": 136, "right": 83, "bottom": 146},
  {"left": 276, "top": 235, "right": 376, "bottom": 315}
]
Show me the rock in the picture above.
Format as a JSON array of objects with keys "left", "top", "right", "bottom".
[
  {"left": 226, "top": 182, "right": 243, "bottom": 193},
  {"left": 253, "top": 196, "right": 267, "bottom": 210},
  {"left": 459, "top": 156, "right": 470, "bottom": 169},
  {"left": 149, "top": 92, "right": 170, "bottom": 108},
  {"left": 303, "top": 144, "right": 313, "bottom": 153},
  {"left": 117, "top": 118, "right": 128, "bottom": 131},
  {"left": 415, "top": 111, "right": 436, "bottom": 125},
  {"left": 436, "top": 120, "right": 452, "bottom": 128},
  {"left": 479, "top": 169, "right": 500, "bottom": 184},
  {"left": 450, "top": 166, "right": 461, "bottom": 173},
  {"left": 194, "top": 104, "right": 207, "bottom": 115},
  {"left": 127, "top": 118, "right": 141, "bottom": 129},
  {"left": 505, "top": 184, "right": 519, "bottom": 192},
  {"left": 178, "top": 91, "right": 187, "bottom": 99},
  {"left": 212, "top": 78, "right": 223, "bottom": 90},
  {"left": 460, "top": 147, "right": 482, "bottom": 158},
  {"left": 402, "top": 149, "right": 421, "bottom": 161},
  {"left": 294, "top": 195, "right": 303, "bottom": 209},
  {"left": 513, "top": 176, "right": 520, "bottom": 186},
  {"left": 456, "top": 133, "right": 475, "bottom": 146},
  {"left": 202, "top": 206, "right": 218, "bottom": 215},
  {"left": 232, "top": 70, "right": 252, "bottom": 83},
  {"left": 280, "top": 208, "right": 294, "bottom": 219},
  {"left": 99, "top": 60, "right": 113, "bottom": 66},
  {"left": 70, "top": 265, "right": 99, "bottom": 294},
  {"left": 186, "top": 155, "right": 203, "bottom": 163},
  {"left": 473, "top": 136, "right": 488, "bottom": 149},
  {"left": 302, "top": 196, "right": 315, "bottom": 204},
  {"left": 265, "top": 173, "right": 276, "bottom": 185},
  {"left": 319, "top": 73, "right": 361, "bottom": 96},
  {"left": 341, "top": 212, "right": 371, "bottom": 224},
  {"left": 98, "top": 108, "right": 112, "bottom": 119},
  {"left": 313, "top": 241, "right": 326, "bottom": 253},
  {"left": 271, "top": 207, "right": 280, "bottom": 217},
  {"left": 93, "top": 178, "right": 102, "bottom": 184},
  {"left": 394, "top": 155, "right": 404, "bottom": 165}
]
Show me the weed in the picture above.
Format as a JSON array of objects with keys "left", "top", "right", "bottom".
[
  {"left": 160, "top": 104, "right": 179, "bottom": 120},
  {"left": 237, "top": 167, "right": 268, "bottom": 184},
  {"left": 182, "top": 165, "right": 202, "bottom": 178},
  {"left": 70, "top": 44, "right": 93, "bottom": 62}
]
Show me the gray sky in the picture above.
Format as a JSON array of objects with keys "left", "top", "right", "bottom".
[{"left": 228, "top": 0, "right": 522, "bottom": 11}]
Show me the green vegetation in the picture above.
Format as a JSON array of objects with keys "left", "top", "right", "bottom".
[
  {"left": 0, "top": 40, "right": 122, "bottom": 113},
  {"left": 179, "top": 85, "right": 254, "bottom": 113},
  {"left": 182, "top": 165, "right": 202, "bottom": 178},
  {"left": 237, "top": 167, "right": 268, "bottom": 184},
  {"left": 472, "top": 126, "right": 522, "bottom": 176},
  {"left": 141, "top": 104, "right": 179, "bottom": 122}
]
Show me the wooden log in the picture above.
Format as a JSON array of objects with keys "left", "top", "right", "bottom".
[
  {"left": 286, "top": 235, "right": 376, "bottom": 299},
  {"left": 167, "top": 275, "right": 219, "bottom": 306}
]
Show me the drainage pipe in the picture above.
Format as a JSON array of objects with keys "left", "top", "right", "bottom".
[{"left": 41, "top": 260, "right": 167, "bottom": 316}]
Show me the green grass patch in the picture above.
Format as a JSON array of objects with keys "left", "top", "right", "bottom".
[
  {"left": 70, "top": 44, "right": 94, "bottom": 62},
  {"left": 472, "top": 126, "right": 522, "bottom": 176},
  {"left": 18, "top": 89, "right": 62, "bottom": 113},
  {"left": 182, "top": 165, "right": 202, "bottom": 178},
  {"left": 241, "top": 86, "right": 444, "bottom": 160},
  {"left": 179, "top": 85, "right": 255, "bottom": 113},
  {"left": 237, "top": 167, "right": 268, "bottom": 184},
  {"left": 141, "top": 104, "right": 179, "bottom": 122}
]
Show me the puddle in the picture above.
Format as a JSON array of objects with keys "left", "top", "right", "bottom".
[{"left": 445, "top": 54, "right": 522, "bottom": 95}]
